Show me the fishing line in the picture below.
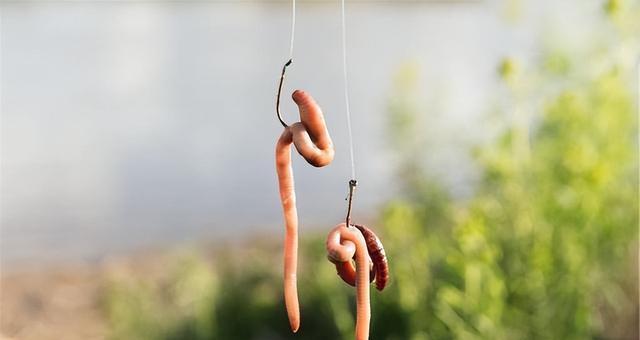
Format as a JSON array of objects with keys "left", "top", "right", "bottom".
[
  {"left": 341, "top": 0, "right": 356, "bottom": 182},
  {"left": 289, "top": 0, "right": 296, "bottom": 60}
]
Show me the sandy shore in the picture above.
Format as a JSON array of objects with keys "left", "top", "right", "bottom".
[
  {"left": 0, "top": 234, "right": 279, "bottom": 340},
  {"left": 1, "top": 264, "right": 107, "bottom": 340},
  {"left": 0, "top": 248, "right": 177, "bottom": 340}
]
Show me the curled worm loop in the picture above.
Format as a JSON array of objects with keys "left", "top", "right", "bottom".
[
  {"left": 330, "top": 224, "right": 389, "bottom": 292},
  {"left": 276, "top": 90, "right": 334, "bottom": 333}
]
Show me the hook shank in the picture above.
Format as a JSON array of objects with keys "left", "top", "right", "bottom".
[{"left": 345, "top": 179, "right": 357, "bottom": 226}]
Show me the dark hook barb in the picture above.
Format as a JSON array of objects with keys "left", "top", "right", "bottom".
[{"left": 276, "top": 59, "right": 293, "bottom": 128}]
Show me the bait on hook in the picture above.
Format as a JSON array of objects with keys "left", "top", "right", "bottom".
[{"left": 273, "top": 0, "right": 389, "bottom": 338}]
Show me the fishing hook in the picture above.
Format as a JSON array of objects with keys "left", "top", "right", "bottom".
[
  {"left": 345, "top": 179, "right": 357, "bottom": 226},
  {"left": 276, "top": 59, "right": 293, "bottom": 128}
]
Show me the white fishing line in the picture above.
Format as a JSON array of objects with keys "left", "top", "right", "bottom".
[
  {"left": 289, "top": 0, "right": 296, "bottom": 60},
  {"left": 341, "top": 0, "right": 356, "bottom": 181}
]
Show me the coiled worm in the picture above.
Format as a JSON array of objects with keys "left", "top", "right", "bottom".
[
  {"left": 275, "top": 89, "right": 334, "bottom": 332},
  {"left": 331, "top": 224, "right": 389, "bottom": 291},
  {"left": 326, "top": 223, "right": 371, "bottom": 340}
]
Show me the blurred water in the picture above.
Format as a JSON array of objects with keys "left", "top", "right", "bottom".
[{"left": 0, "top": 1, "right": 599, "bottom": 267}]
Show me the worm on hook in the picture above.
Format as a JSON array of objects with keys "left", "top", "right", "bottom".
[
  {"left": 276, "top": 90, "right": 334, "bottom": 332},
  {"left": 331, "top": 224, "right": 389, "bottom": 291},
  {"left": 326, "top": 223, "right": 371, "bottom": 340}
]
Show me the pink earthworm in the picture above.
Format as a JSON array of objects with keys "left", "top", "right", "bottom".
[
  {"left": 326, "top": 223, "right": 371, "bottom": 340},
  {"left": 275, "top": 89, "right": 334, "bottom": 332}
]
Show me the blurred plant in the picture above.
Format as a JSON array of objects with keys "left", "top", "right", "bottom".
[
  {"left": 378, "top": 3, "right": 639, "bottom": 339},
  {"left": 105, "top": 252, "right": 218, "bottom": 340},
  {"left": 103, "top": 2, "right": 638, "bottom": 339}
]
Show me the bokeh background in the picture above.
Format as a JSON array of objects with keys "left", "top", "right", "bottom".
[{"left": 1, "top": 0, "right": 638, "bottom": 339}]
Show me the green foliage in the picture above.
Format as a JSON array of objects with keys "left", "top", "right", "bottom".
[
  {"left": 604, "top": 0, "right": 622, "bottom": 16},
  {"left": 380, "top": 67, "right": 637, "bottom": 340},
  {"left": 498, "top": 58, "right": 519, "bottom": 83},
  {"left": 377, "top": 6, "right": 638, "bottom": 339},
  {"left": 105, "top": 253, "right": 218, "bottom": 340},
  {"left": 104, "top": 3, "right": 638, "bottom": 339}
]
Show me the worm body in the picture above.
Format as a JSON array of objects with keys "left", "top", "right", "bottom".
[
  {"left": 276, "top": 90, "right": 334, "bottom": 333},
  {"left": 329, "top": 224, "right": 389, "bottom": 291},
  {"left": 326, "top": 223, "right": 371, "bottom": 340}
]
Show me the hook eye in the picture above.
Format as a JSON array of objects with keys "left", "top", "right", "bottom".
[{"left": 276, "top": 59, "right": 293, "bottom": 128}]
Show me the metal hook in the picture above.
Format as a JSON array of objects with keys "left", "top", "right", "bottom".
[
  {"left": 276, "top": 59, "right": 293, "bottom": 128},
  {"left": 345, "top": 179, "right": 357, "bottom": 226}
]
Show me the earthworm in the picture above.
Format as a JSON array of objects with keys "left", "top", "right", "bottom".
[
  {"left": 276, "top": 89, "right": 334, "bottom": 333},
  {"left": 326, "top": 223, "right": 371, "bottom": 340},
  {"left": 331, "top": 224, "right": 389, "bottom": 291}
]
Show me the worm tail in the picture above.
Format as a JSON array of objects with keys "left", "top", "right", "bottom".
[{"left": 276, "top": 131, "right": 300, "bottom": 332}]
